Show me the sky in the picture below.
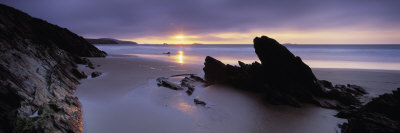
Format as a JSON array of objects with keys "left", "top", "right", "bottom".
[{"left": 1, "top": 0, "right": 400, "bottom": 44}]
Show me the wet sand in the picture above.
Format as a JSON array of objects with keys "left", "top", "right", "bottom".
[{"left": 76, "top": 56, "right": 400, "bottom": 133}]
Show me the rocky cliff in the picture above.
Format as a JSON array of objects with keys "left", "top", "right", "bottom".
[{"left": 0, "top": 4, "right": 106, "bottom": 133}]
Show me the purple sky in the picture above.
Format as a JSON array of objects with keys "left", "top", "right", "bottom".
[{"left": 2, "top": 0, "right": 400, "bottom": 44}]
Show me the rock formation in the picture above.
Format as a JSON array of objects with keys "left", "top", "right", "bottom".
[
  {"left": 253, "top": 36, "right": 321, "bottom": 99},
  {"left": 203, "top": 36, "right": 366, "bottom": 108},
  {"left": 0, "top": 4, "right": 106, "bottom": 133},
  {"left": 338, "top": 88, "right": 400, "bottom": 133}
]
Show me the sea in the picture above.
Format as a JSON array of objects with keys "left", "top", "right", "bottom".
[{"left": 95, "top": 44, "right": 400, "bottom": 70}]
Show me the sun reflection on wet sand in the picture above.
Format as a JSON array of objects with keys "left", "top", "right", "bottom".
[
  {"left": 170, "top": 93, "right": 197, "bottom": 115},
  {"left": 176, "top": 101, "right": 196, "bottom": 113},
  {"left": 176, "top": 51, "right": 184, "bottom": 64}
]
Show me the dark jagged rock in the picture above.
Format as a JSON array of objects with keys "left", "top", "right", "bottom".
[
  {"left": 204, "top": 56, "right": 265, "bottom": 92},
  {"left": 319, "top": 81, "right": 367, "bottom": 107},
  {"left": 338, "top": 88, "right": 400, "bottom": 133},
  {"left": 254, "top": 36, "right": 319, "bottom": 93},
  {"left": 181, "top": 75, "right": 195, "bottom": 96},
  {"left": 347, "top": 84, "right": 367, "bottom": 94},
  {"left": 186, "top": 87, "right": 195, "bottom": 96},
  {"left": 203, "top": 36, "right": 366, "bottom": 108},
  {"left": 194, "top": 99, "right": 206, "bottom": 106},
  {"left": 203, "top": 56, "right": 227, "bottom": 82},
  {"left": 0, "top": 4, "right": 106, "bottom": 133},
  {"left": 181, "top": 77, "right": 196, "bottom": 96},
  {"left": 91, "top": 71, "right": 102, "bottom": 78},
  {"left": 181, "top": 77, "right": 195, "bottom": 87}
]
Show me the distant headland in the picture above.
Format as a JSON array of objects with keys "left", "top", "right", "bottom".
[{"left": 85, "top": 38, "right": 138, "bottom": 44}]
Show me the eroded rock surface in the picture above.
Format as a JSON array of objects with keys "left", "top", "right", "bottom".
[{"left": 0, "top": 4, "right": 106, "bottom": 133}]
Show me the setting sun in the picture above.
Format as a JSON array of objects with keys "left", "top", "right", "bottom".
[{"left": 176, "top": 36, "right": 184, "bottom": 39}]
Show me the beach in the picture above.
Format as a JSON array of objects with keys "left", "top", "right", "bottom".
[
  {"left": 76, "top": 46, "right": 400, "bottom": 133},
  {"left": 2, "top": 1, "right": 400, "bottom": 132}
]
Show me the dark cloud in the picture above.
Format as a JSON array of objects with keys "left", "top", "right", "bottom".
[{"left": 1, "top": 0, "right": 399, "bottom": 39}]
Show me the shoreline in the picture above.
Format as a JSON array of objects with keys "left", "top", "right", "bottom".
[{"left": 76, "top": 55, "right": 400, "bottom": 133}]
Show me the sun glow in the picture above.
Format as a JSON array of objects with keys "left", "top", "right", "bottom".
[
  {"left": 125, "top": 27, "right": 400, "bottom": 44},
  {"left": 176, "top": 36, "right": 184, "bottom": 39}
]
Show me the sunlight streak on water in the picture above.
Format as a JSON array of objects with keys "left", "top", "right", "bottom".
[{"left": 177, "top": 51, "right": 184, "bottom": 64}]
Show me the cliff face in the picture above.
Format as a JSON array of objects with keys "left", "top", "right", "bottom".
[{"left": 0, "top": 4, "right": 106, "bottom": 133}]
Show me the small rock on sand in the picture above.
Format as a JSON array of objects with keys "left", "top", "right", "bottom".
[
  {"left": 194, "top": 99, "right": 206, "bottom": 106},
  {"left": 91, "top": 71, "right": 102, "bottom": 78}
]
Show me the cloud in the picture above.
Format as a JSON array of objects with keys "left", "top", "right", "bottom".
[{"left": 1, "top": 0, "right": 400, "bottom": 43}]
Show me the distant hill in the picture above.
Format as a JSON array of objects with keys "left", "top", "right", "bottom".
[{"left": 85, "top": 38, "right": 138, "bottom": 44}]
